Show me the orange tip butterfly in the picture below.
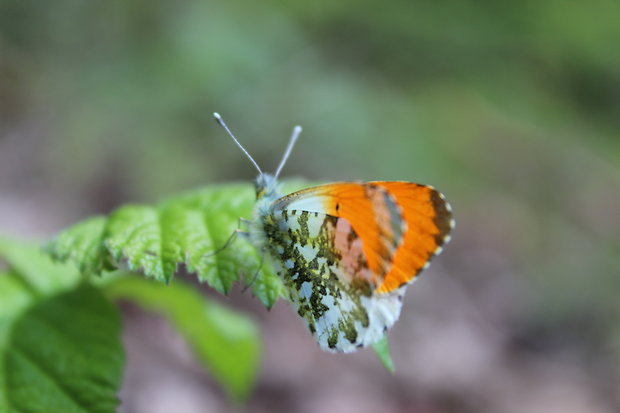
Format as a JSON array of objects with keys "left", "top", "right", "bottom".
[{"left": 214, "top": 112, "right": 454, "bottom": 353}]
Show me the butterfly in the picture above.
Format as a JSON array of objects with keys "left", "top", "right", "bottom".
[{"left": 214, "top": 113, "right": 454, "bottom": 353}]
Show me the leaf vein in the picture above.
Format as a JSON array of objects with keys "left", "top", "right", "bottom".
[{"left": 8, "top": 345, "right": 92, "bottom": 413}]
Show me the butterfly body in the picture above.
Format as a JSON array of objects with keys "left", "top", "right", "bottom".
[
  {"left": 213, "top": 113, "right": 453, "bottom": 353},
  {"left": 249, "top": 174, "right": 452, "bottom": 353}
]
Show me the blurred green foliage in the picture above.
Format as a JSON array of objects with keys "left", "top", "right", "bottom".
[
  {"left": 0, "top": 238, "right": 123, "bottom": 413},
  {"left": 0, "top": 237, "right": 266, "bottom": 408},
  {"left": 2, "top": 1, "right": 618, "bottom": 201},
  {"left": 105, "top": 276, "right": 260, "bottom": 401},
  {"left": 1, "top": 0, "right": 619, "bottom": 410},
  {"left": 5, "top": 284, "right": 123, "bottom": 413}
]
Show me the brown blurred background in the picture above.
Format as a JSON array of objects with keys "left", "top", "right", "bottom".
[{"left": 1, "top": 1, "right": 619, "bottom": 412}]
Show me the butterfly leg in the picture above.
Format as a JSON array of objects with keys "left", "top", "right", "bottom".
[
  {"left": 202, "top": 217, "right": 249, "bottom": 258},
  {"left": 242, "top": 248, "right": 266, "bottom": 292}
]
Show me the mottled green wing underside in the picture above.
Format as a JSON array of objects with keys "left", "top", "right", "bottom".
[{"left": 261, "top": 207, "right": 404, "bottom": 353}]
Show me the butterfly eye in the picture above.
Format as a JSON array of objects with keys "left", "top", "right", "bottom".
[
  {"left": 254, "top": 175, "right": 266, "bottom": 198},
  {"left": 256, "top": 187, "right": 266, "bottom": 199}
]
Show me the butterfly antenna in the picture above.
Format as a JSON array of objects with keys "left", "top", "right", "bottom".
[
  {"left": 274, "top": 125, "right": 302, "bottom": 179},
  {"left": 213, "top": 112, "right": 263, "bottom": 175}
]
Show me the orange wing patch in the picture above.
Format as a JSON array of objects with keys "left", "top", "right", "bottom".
[
  {"left": 274, "top": 183, "right": 403, "bottom": 284},
  {"left": 318, "top": 183, "right": 403, "bottom": 283},
  {"left": 316, "top": 182, "right": 452, "bottom": 293},
  {"left": 273, "top": 181, "right": 453, "bottom": 294},
  {"left": 372, "top": 182, "right": 453, "bottom": 293}
]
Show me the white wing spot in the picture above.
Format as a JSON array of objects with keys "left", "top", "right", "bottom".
[
  {"left": 278, "top": 219, "right": 288, "bottom": 232},
  {"left": 307, "top": 222, "right": 321, "bottom": 238},
  {"left": 286, "top": 216, "right": 300, "bottom": 231},
  {"left": 299, "top": 281, "right": 312, "bottom": 300},
  {"left": 297, "top": 244, "right": 320, "bottom": 262}
]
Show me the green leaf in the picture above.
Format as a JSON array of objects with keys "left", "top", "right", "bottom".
[
  {"left": 371, "top": 335, "right": 395, "bottom": 373},
  {"left": 47, "top": 184, "right": 288, "bottom": 308},
  {"left": 104, "top": 276, "right": 260, "bottom": 401},
  {"left": 0, "top": 238, "right": 124, "bottom": 413},
  {"left": 0, "top": 237, "right": 81, "bottom": 297},
  {"left": 0, "top": 272, "right": 33, "bottom": 412},
  {"left": 0, "top": 238, "right": 77, "bottom": 412},
  {"left": 46, "top": 217, "right": 114, "bottom": 276},
  {"left": 4, "top": 285, "right": 123, "bottom": 413}
]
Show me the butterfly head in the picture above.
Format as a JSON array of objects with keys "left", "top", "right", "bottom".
[
  {"left": 255, "top": 173, "right": 280, "bottom": 200},
  {"left": 213, "top": 112, "right": 302, "bottom": 201}
]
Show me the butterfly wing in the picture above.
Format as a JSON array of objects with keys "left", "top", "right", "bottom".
[
  {"left": 262, "top": 182, "right": 453, "bottom": 352},
  {"left": 261, "top": 207, "right": 405, "bottom": 352},
  {"left": 272, "top": 182, "right": 454, "bottom": 292}
]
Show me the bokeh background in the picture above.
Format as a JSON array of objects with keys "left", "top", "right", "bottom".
[{"left": 1, "top": 1, "right": 620, "bottom": 412}]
